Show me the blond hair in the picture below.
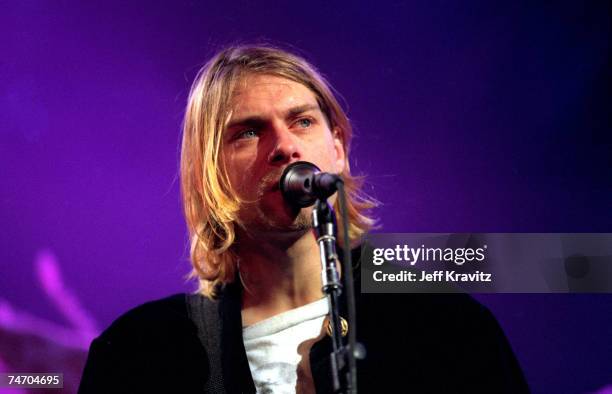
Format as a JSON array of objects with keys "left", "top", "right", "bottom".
[{"left": 180, "top": 45, "right": 377, "bottom": 298}]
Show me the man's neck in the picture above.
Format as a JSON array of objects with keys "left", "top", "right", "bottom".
[{"left": 236, "top": 230, "right": 324, "bottom": 327}]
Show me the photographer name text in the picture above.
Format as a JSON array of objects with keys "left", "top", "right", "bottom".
[{"left": 372, "top": 270, "right": 492, "bottom": 283}]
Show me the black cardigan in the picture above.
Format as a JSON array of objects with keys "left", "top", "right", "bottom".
[{"left": 79, "top": 257, "right": 529, "bottom": 393}]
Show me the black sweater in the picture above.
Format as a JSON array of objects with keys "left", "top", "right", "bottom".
[{"left": 79, "top": 256, "right": 529, "bottom": 393}]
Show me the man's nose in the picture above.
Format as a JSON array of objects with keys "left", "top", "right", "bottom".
[{"left": 267, "top": 125, "right": 301, "bottom": 165}]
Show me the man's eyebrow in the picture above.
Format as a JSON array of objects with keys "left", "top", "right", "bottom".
[
  {"left": 226, "top": 104, "right": 321, "bottom": 131},
  {"left": 285, "top": 104, "right": 320, "bottom": 118},
  {"left": 226, "top": 116, "right": 265, "bottom": 131}
]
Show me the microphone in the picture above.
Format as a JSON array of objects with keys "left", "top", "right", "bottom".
[{"left": 279, "top": 161, "right": 342, "bottom": 208}]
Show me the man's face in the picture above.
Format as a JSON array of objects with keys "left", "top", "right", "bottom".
[{"left": 221, "top": 74, "right": 345, "bottom": 237}]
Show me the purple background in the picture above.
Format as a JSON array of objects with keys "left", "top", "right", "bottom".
[{"left": 1, "top": 1, "right": 611, "bottom": 393}]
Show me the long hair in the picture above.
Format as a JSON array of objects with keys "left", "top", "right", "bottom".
[{"left": 180, "top": 45, "right": 377, "bottom": 298}]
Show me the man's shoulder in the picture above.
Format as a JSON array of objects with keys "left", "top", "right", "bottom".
[
  {"left": 80, "top": 294, "right": 213, "bottom": 392},
  {"left": 99, "top": 292, "right": 225, "bottom": 342},
  {"left": 99, "top": 293, "right": 195, "bottom": 344}
]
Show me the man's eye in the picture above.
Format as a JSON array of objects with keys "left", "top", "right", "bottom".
[
  {"left": 237, "top": 129, "right": 258, "bottom": 139},
  {"left": 297, "top": 118, "right": 312, "bottom": 128}
]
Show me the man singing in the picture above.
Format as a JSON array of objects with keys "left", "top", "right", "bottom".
[{"left": 79, "top": 45, "right": 529, "bottom": 393}]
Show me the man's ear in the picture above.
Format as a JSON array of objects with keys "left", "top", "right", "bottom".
[{"left": 332, "top": 127, "right": 346, "bottom": 173}]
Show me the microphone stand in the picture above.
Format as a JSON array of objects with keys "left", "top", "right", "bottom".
[
  {"left": 312, "top": 199, "right": 354, "bottom": 394},
  {"left": 279, "top": 161, "right": 363, "bottom": 392}
]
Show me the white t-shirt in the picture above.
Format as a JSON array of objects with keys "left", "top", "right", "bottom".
[{"left": 243, "top": 298, "right": 329, "bottom": 394}]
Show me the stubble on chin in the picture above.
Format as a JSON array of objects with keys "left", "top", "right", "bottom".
[{"left": 255, "top": 203, "right": 312, "bottom": 232}]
